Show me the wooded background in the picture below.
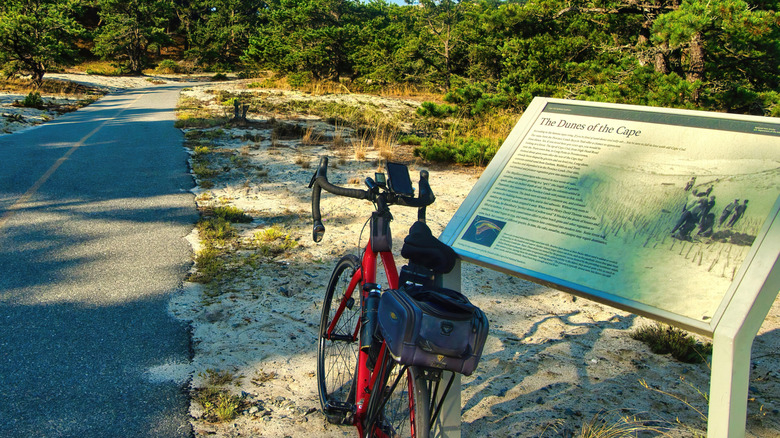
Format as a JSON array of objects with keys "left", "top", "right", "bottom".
[{"left": 2, "top": 0, "right": 778, "bottom": 117}]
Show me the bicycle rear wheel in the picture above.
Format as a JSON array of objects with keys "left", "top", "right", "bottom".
[
  {"left": 366, "top": 356, "right": 432, "bottom": 438},
  {"left": 317, "top": 254, "right": 362, "bottom": 424}
]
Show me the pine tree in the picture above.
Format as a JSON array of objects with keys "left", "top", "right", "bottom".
[
  {"left": 0, "top": 0, "right": 84, "bottom": 86},
  {"left": 93, "top": 0, "right": 173, "bottom": 74}
]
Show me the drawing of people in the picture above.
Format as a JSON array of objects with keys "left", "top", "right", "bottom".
[
  {"left": 727, "top": 200, "right": 748, "bottom": 228},
  {"left": 672, "top": 198, "right": 707, "bottom": 237},
  {"left": 719, "top": 199, "right": 739, "bottom": 226},
  {"left": 698, "top": 213, "right": 715, "bottom": 237},
  {"left": 694, "top": 186, "right": 713, "bottom": 197},
  {"left": 684, "top": 176, "right": 696, "bottom": 191},
  {"left": 682, "top": 197, "right": 700, "bottom": 213},
  {"left": 702, "top": 196, "right": 716, "bottom": 217}
]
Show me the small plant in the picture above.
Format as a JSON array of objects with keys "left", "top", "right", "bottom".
[
  {"left": 353, "top": 129, "right": 371, "bottom": 160},
  {"left": 195, "top": 387, "right": 245, "bottom": 422},
  {"left": 21, "top": 91, "right": 44, "bottom": 109},
  {"left": 578, "top": 410, "right": 673, "bottom": 437},
  {"left": 79, "top": 60, "right": 123, "bottom": 76},
  {"left": 200, "top": 368, "right": 237, "bottom": 386},
  {"left": 197, "top": 217, "right": 237, "bottom": 244},
  {"left": 333, "top": 123, "right": 348, "bottom": 149},
  {"left": 301, "top": 124, "right": 321, "bottom": 145},
  {"left": 399, "top": 134, "right": 425, "bottom": 145},
  {"left": 212, "top": 205, "right": 253, "bottom": 223},
  {"left": 631, "top": 323, "right": 713, "bottom": 363},
  {"left": 192, "top": 162, "right": 219, "bottom": 180},
  {"left": 294, "top": 154, "right": 310, "bottom": 168},
  {"left": 250, "top": 370, "right": 277, "bottom": 386},
  {"left": 373, "top": 127, "right": 398, "bottom": 160},
  {"left": 189, "top": 247, "right": 225, "bottom": 283},
  {"left": 251, "top": 226, "right": 298, "bottom": 256}
]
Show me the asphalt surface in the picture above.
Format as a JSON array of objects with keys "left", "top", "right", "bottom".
[{"left": 0, "top": 85, "right": 197, "bottom": 436}]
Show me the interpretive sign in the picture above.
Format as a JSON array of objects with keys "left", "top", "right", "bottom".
[{"left": 440, "top": 97, "right": 780, "bottom": 335}]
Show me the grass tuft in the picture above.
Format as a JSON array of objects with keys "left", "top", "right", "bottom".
[
  {"left": 631, "top": 323, "right": 712, "bottom": 364},
  {"left": 188, "top": 247, "right": 225, "bottom": 284},
  {"left": 212, "top": 205, "right": 253, "bottom": 223},
  {"left": 251, "top": 226, "right": 298, "bottom": 256},
  {"left": 194, "top": 387, "right": 246, "bottom": 422},
  {"left": 197, "top": 217, "right": 237, "bottom": 244}
]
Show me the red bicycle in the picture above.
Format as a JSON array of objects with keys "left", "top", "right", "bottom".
[{"left": 309, "top": 157, "right": 465, "bottom": 438}]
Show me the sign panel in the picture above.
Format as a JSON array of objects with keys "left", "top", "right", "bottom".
[{"left": 440, "top": 98, "right": 780, "bottom": 334}]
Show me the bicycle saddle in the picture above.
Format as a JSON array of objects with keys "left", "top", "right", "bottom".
[{"left": 401, "top": 221, "right": 458, "bottom": 274}]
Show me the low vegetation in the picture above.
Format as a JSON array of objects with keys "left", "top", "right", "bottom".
[
  {"left": 194, "top": 369, "right": 247, "bottom": 423},
  {"left": 631, "top": 323, "right": 713, "bottom": 364}
]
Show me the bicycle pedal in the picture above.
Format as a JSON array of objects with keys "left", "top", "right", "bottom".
[{"left": 324, "top": 400, "right": 355, "bottom": 415}]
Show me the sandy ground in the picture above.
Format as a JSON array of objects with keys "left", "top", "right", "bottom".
[{"left": 3, "top": 74, "right": 778, "bottom": 437}]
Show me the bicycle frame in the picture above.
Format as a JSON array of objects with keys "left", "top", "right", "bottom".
[
  {"left": 324, "top": 237, "right": 403, "bottom": 437},
  {"left": 312, "top": 157, "right": 440, "bottom": 437}
]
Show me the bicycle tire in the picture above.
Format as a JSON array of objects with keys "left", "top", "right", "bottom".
[
  {"left": 365, "top": 356, "right": 432, "bottom": 438},
  {"left": 317, "top": 254, "right": 362, "bottom": 424}
]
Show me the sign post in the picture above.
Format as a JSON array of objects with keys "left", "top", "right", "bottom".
[{"left": 438, "top": 97, "right": 779, "bottom": 436}]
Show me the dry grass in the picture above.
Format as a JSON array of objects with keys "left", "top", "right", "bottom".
[
  {"left": 301, "top": 123, "right": 321, "bottom": 145},
  {"left": 373, "top": 127, "right": 399, "bottom": 161},
  {"left": 377, "top": 82, "right": 444, "bottom": 102},
  {"left": 0, "top": 77, "right": 104, "bottom": 97},
  {"left": 353, "top": 130, "right": 369, "bottom": 160},
  {"left": 70, "top": 60, "right": 123, "bottom": 76},
  {"left": 294, "top": 154, "right": 310, "bottom": 168},
  {"left": 333, "top": 122, "right": 348, "bottom": 148}
]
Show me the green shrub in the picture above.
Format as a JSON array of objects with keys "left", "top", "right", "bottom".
[
  {"left": 416, "top": 101, "right": 458, "bottom": 118},
  {"left": 155, "top": 59, "right": 182, "bottom": 74},
  {"left": 211, "top": 73, "right": 229, "bottom": 81},
  {"left": 21, "top": 91, "right": 44, "bottom": 108},
  {"left": 631, "top": 323, "right": 712, "bottom": 364},
  {"left": 398, "top": 135, "right": 425, "bottom": 145},
  {"left": 414, "top": 137, "right": 499, "bottom": 166},
  {"left": 288, "top": 71, "right": 313, "bottom": 88}
]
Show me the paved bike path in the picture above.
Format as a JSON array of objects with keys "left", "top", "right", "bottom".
[{"left": 0, "top": 85, "right": 197, "bottom": 436}]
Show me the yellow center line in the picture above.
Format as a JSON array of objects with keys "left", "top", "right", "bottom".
[{"left": 0, "top": 93, "right": 144, "bottom": 231}]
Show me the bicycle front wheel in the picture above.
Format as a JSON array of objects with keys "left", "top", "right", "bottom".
[
  {"left": 366, "top": 357, "right": 432, "bottom": 438},
  {"left": 317, "top": 254, "right": 362, "bottom": 424}
]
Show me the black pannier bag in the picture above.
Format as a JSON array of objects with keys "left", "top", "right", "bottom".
[{"left": 377, "top": 284, "right": 488, "bottom": 376}]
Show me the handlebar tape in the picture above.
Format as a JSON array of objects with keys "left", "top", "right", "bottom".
[
  {"left": 394, "top": 170, "right": 435, "bottom": 208},
  {"left": 310, "top": 158, "right": 436, "bottom": 242},
  {"left": 310, "top": 157, "right": 371, "bottom": 242}
]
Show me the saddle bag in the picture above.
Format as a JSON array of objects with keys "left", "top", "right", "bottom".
[{"left": 377, "top": 284, "right": 488, "bottom": 376}]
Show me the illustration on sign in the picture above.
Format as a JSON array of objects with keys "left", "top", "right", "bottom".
[
  {"left": 461, "top": 216, "right": 506, "bottom": 247},
  {"left": 445, "top": 99, "right": 779, "bottom": 325}
]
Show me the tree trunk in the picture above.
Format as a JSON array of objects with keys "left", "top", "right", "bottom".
[
  {"left": 687, "top": 32, "right": 705, "bottom": 83},
  {"left": 687, "top": 31, "right": 705, "bottom": 102},
  {"left": 31, "top": 62, "right": 46, "bottom": 89},
  {"left": 654, "top": 41, "right": 670, "bottom": 74}
]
